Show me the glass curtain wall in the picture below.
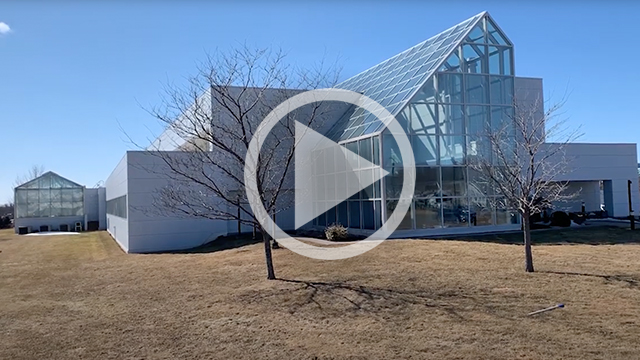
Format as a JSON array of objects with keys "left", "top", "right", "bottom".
[
  {"left": 14, "top": 173, "right": 84, "bottom": 219},
  {"left": 312, "top": 134, "right": 384, "bottom": 230},
  {"left": 383, "top": 17, "right": 519, "bottom": 229}
]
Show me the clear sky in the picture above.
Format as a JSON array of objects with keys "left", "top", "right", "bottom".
[{"left": 1, "top": 2, "right": 639, "bottom": 203}]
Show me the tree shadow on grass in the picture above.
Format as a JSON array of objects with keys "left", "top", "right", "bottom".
[
  {"left": 236, "top": 278, "right": 517, "bottom": 321},
  {"left": 448, "top": 226, "right": 640, "bottom": 246},
  {"left": 539, "top": 270, "right": 640, "bottom": 289},
  {"left": 157, "top": 234, "right": 263, "bottom": 254}
]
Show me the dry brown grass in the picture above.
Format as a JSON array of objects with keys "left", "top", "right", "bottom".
[{"left": 1, "top": 227, "right": 640, "bottom": 359}]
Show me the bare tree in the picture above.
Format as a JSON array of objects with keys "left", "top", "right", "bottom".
[
  {"left": 135, "top": 46, "right": 341, "bottom": 280},
  {"left": 13, "top": 165, "right": 46, "bottom": 188},
  {"left": 469, "top": 97, "right": 580, "bottom": 272}
]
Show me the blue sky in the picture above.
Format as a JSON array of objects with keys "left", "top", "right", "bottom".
[{"left": 1, "top": 2, "right": 639, "bottom": 202}]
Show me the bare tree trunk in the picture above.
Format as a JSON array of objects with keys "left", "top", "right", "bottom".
[
  {"left": 523, "top": 210, "right": 534, "bottom": 273},
  {"left": 262, "top": 229, "right": 276, "bottom": 280}
]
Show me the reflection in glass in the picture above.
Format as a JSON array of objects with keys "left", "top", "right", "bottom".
[
  {"left": 383, "top": 132, "right": 403, "bottom": 168},
  {"left": 437, "top": 73, "right": 463, "bottom": 103},
  {"left": 413, "top": 135, "right": 437, "bottom": 166},
  {"left": 470, "top": 197, "right": 493, "bottom": 226},
  {"left": 463, "top": 43, "right": 486, "bottom": 74},
  {"left": 362, "top": 201, "right": 375, "bottom": 230},
  {"left": 359, "top": 137, "right": 373, "bottom": 165},
  {"left": 415, "top": 198, "right": 442, "bottom": 228},
  {"left": 442, "top": 197, "right": 469, "bottom": 227},
  {"left": 438, "top": 104, "right": 464, "bottom": 135},
  {"left": 386, "top": 200, "right": 413, "bottom": 230},
  {"left": 349, "top": 201, "right": 361, "bottom": 228},
  {"left": 414, "top": 167, "right": 440, "bottom": 197},
  {"left": 465, "top": 74, "right": 488, "bottom": 104},
  {"left": 489, "top": 76, "right": 513, "bottom": 105},
  {"left": 441, "top": 167, "right": 467, "bottom": 197},
  {"left": 410, "top": 103, "right": 437, "bottom": 134},
  {"left": 466, "top": 105, "right": 490, "bottom": 135},
  {"left": 439, "top": 135, "right": 466, "bottom": 165}
]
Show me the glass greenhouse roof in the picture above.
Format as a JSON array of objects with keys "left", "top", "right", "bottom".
[
  {"left": 326, "top": 12, "right": 488, "bottom": 142},
  {"left": 15, "top": 171, "right": 83, "bottom": 190}
]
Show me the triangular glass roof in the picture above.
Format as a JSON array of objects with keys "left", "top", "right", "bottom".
[
  {"left": 326, "top": 12, "right": 488, "bottom": 142},
  {"left": 16, "top": 171, "right": 83, "bottom": 189}
]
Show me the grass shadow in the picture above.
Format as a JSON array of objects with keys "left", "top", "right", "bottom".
[
  {"left": 447, "top": 226, "right": 640, "bottom": 246},
  {"left": 539, "top": 270, "right": 640, "bottom": 288},
  {"left": 157, "top": 233, "right": 263, "bottom": 254}
]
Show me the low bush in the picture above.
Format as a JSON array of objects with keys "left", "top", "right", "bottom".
[
  {"left": 550, "top": 211, "right": 571, "bottom": 227},
  {"left": 325, "top": 224, "right": 348, "bottom": 241}
]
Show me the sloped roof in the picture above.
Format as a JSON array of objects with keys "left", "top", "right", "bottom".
[
  {"left": 326, "top": 12, "right": 487, "bottom": 142},
  {"left": 15, "top": 171, "right": 83, "bottom": 190}
]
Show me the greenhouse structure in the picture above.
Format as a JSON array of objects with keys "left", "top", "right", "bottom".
[{"left": 13, "top": 172, "right": 106, "bottom": 234}]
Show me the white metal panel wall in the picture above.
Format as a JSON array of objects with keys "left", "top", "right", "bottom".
[
  {"left": 126, "top": 151, "right": 229, "bottom": 253},
  {"left": 105, "top": 153, "right": 130, "bottom": 251},
  {"left": 546, "top": 143, "right": 640, "bottom": 217}
]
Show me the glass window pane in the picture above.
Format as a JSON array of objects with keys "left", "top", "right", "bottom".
[
  {"left": 326, "top": 206, "right": 337, "bottom": 225},
  {"left": 362, "top": 201, "right": 375, "bottom": 230},
  {"left": 385, "top": 167, "right": 403, "bottom": 199},
  {"left": 466, "top": 105, "right": 490, "bottom": 135},
  {"left": 325, "top": 174, "right": 336, "bottom": 201},
  {"left": 470, "top": 197, "right": 493, "bottom": 226},
  {"left": 468, "top": 168, "right": 493, "bottom": 196},
  {"left": 345, "top": 141, "right": 359, "bottom": 169},
  {"left": 495, "top": 198, "right": 519, "bottom": 225},
  {"left": 442, "top": 197, "right": 469, "bottom": 227},
  {"left": 414, "top": 167, "right": 441, "bottom": 198},
  {"left": 503, "top": 48, "right": 512, "bottom": 75},
  {"left": 382, "top": 132, "right": 403, "bottom": 168},
  {"left": 374, "top": 200, "right": 382, "bottom": 230},
  {"left": 337, "top": 201, "right": 348, "bottom": 227},
  {"left": 360, "top": 169, "right": 374, "bottom": 199},
  {"left": 410, "top": 103, "right": 437, "bottom": 134},
  {"left": 463, "top": 44, "right": 486, "bottom": 74},
  {"left": 413, "top": 135, "right": 438, "bottom": 166},
  {"left": 491, "top": 106, "right": 514, "bottom": 134},
  {"left": 465, "top": 74, "right": 488, "bottom": 104},
  {"left": 317, "top": 202, "right": 326, "bottom": 227},
  {"left": 349, "top": 201, "right": 361, "bottom": 228},
  {"left": 487, "top": 19, "right": 508, "bottom": 45},
  {"left": 324, "top": 147, "right": 335, "bottom": 174},
  {"left": 439, "top": 50, "right": 462, "bottom": 72},
  {"left": 437, "top": 73, "right": 463, "bottom": 103},
  {"left": 386, "top": 200, "right": 413, "bottom": 230},
  {"left": 441, "top": 167, "right": 467, "bottom": 197},
  {"left": 438, "top": 104, "right": 465, "bottom": 135},
  {"left": 313, "top": 149, "right": 324, "bottom": 175},
  {"left": 439, "top": 135, "right": 466, "bottom": 165},
  {"left": 412, "top": 77, "right": 437, "bottom": 103},
  {"left": 372, "top": 135, "right": 380, "bottom": 166},
  {"left": 490, "top": 76, "right": 513, "bottom": 105},
  {"left": 466, "top": 136, "right": 493, "bottom": 166},
  {"left": 415, "top": 198, "right": 442, "bottom": 229},
  {"left": 488, "top": 46, "right": 501, "bottom": 74},
  {"left": 466, "top": 24, "right": 485, "bottom": 43},
  {"left": 358, "top": 137, "right": 373, "bottom": 166}
]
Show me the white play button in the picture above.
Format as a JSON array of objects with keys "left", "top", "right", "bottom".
[{"left": 294, "top": 121, "right": 389, "bottom": 229}]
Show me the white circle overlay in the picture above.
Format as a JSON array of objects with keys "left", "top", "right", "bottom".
[{"left": 244, "top": 88, "right": 415, "bottom": 260}]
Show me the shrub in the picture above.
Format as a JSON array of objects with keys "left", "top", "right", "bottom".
[
  {"left": 325, "top": 224, "right": 348, "bottom": 241},
  {"left": 550, "top": 211, "right": 571, "bottom": 227},
  {"left": 569, "top": 212, "right": 587, "bottom": 225}
]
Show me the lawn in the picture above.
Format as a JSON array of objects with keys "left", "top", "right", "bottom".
[{"left": 1, "top": 227, "right": 640, "bottom": 359}]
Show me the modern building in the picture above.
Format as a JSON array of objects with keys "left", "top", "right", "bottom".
[
  {"left": 102, "top": 11, "right": 639, "bottom": 253},
  {"left": 13, "top": 171, "right": 106, "bottom": 233}
]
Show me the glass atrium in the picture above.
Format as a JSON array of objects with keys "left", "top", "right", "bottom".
[{"left": 315, "top": 12, "right": 520, "bottom": 231}]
